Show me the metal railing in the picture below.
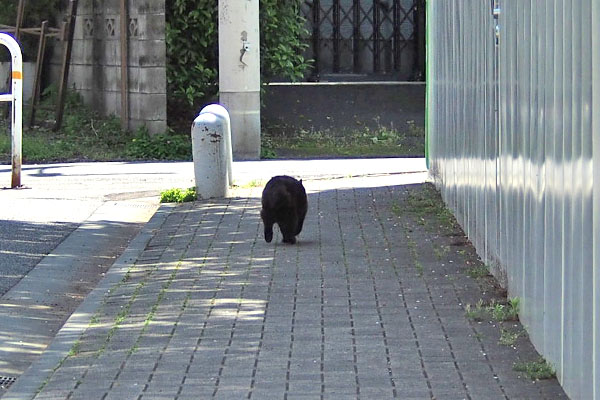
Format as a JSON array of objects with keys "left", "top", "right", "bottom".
[{"left": 0, "top": 33, "right": 23, "bottom": 188}]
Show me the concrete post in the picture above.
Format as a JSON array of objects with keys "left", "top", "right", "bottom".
[
  {"left": 191, "top": 104, "right": 233, "bottom": 199},
  {"left": 219, "top": 0, "right": 261, "bottom": 160}
]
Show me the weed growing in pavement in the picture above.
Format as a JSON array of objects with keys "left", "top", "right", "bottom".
[
  {"left": 160, "top": 187, "right": 197, "bottom": 203},
  {"left": 391, "top": 187, "right": 455, "bottom": 276},
  {"left": 97, "top": 280, "right": 146, "bottom": 356},
  {"left": 466, "top": 264, "right": 490, "bottom": 279},
  {"left": 465, "top": 298, "right": 520, "bottom": 322},
  {"left": 491, "top": 298, "right": 520, "bottom": 321},
  {"left": 67, "top": 340, "right": 81, "bottom": 357},
  {"left": 391, "top": 201, "right": 402, "bottom": 217},
  {"left": 129, "top": 264, "right": 181, "bottom": 355},
  {"left": 391, "top": 184, "right": 457, "bottom": 234},
  {"left": 432, "top": 244, "right": 450, "bottom": 260},
  {"left": 513, "top": 358, "right": 556, "bottom": 380},
  {"left": 404, "top": 184, "right": 455, "bottom": 231},
  {"left": 465, "top": 299, "right": 486, "bottom": 320},
  {"left": 414, "top": 256, "right": 424, "bottom": 276},
  {"left": 404, "top": 225, "right": 424, "bottom": 276},
  {"left": 233, "top": 179, "right": 266, "bottom": 189},
  {"left": 499, "top": 328, "right": 525, "bottom": 346}
]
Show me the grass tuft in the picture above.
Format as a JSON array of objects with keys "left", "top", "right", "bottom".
[
  {"left": 404, "top": 185, "right": 455, "bottom": 230},
  {"left": 160, "top": 187, "right": 197, "bottom": 203},
  {"left": 513, "top": 358, "right": 556, "bottom": 380},
  {"left": 466, "top": 264, "right": 490, "bottom": 279},
  {"left": 465, "top": 298, "right": 519, "bottom": 322},
  {"left": 233, "top": 179, "right": 265, "bottom": 189},
  {"left": 261, "top": 122, "right": 424, "bottom": 159},
  {"left": 499, "top": 328, "right": 524, "bottom": 346}
]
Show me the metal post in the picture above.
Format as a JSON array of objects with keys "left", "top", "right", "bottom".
[
  {"left": 53, "top": 0, "right": 78, "bottom": 131},
  {"left": 333, "top": 0, "right": 340, "bottom": 73},
  {"left": 120, "top": 0, "right": 129, "bottom": 131},
  {"left": 15, "top": 0, "right": 25, "bottom": 41},
  {"left": 0, "top": 34, "right": 23, "bottom": 188},
  {"left": 29, "top": 20, "right": 48, "bottom": 127},
  {"left": 353, "top": 0, "right": 360, "bottom": 73},
  {"left": 392, "top": 0, "right": 400, "bottom": 71},
  {"left": 414, "top": 0, "right": 426, "bottom": 80},
  {"left": 312, "top": 0, "right": 321, "bottom": 80},
  {"left": 373, "top": 0, "right": 380, "bottom": 72}
]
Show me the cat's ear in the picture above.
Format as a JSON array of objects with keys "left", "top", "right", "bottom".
[{"left": 299, "top": 179, "right": 303, "bottom": 183}]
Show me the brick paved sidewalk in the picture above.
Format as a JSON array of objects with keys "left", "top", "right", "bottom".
[{"left": 6, "top": 182, "right": 566, "bottom": 399}]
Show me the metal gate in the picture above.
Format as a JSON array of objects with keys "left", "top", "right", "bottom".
[{"left": 301, "top": 0, "right": 425, "bottom": 81}]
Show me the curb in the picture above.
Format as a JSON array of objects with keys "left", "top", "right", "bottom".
[{"left": 3, "top": 204, "right": 176, "bottom": 400}]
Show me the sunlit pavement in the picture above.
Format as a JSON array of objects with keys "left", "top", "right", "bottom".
[
  {"left": 0, "top": 158, "right": 423, "bottom": 396},
  {"left": 2, "top": 159, "right": 565, "bottom": 399}
]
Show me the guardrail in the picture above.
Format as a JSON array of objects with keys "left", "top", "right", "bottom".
[{"left": 0, "top": 33, "right": 23, "bottom": 188}]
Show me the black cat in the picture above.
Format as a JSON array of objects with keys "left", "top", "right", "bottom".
[{"left": 260, "top": 175, "right": 308, "bottom": 244}]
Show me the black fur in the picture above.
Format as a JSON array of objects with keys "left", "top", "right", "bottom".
[{"left": 260, "top": 175, "right": 308, "bottom": 244}]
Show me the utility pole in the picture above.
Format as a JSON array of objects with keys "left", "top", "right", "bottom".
[{"left": 218, "top": 0, "right": 261, "bottom": 160}]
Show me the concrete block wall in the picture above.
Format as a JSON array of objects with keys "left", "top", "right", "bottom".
[{"left": 58, "top": 0, "right": 167, "bottom": 133}]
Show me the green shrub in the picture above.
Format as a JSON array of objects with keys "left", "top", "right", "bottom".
[
  {"left": 260, "top": 0, "right": 311, "bottom": 82},
  {"left": 126, "top": 128, "right": 192, "bottom": 160},
  {"left": 0, "top": 1, "right": 62, "bottom": 61},
  {"left": 160, "top": 187, "right": 197, "bottom": 203},
  {"left": 165, "top": 0, "right": 311, "bottom": 107},
  {"left": 166, "top": 0, "right": 218, "bottom": 105}
]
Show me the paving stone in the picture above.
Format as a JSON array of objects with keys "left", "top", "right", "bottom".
[
  {"left": 19, "top": 184, "right": 568, "bottom": 399},
  {"left": 34, "top": 390, "right": 75, "bottom": 400}
]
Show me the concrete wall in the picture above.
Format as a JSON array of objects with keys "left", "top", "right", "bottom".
[
  {"left": 262, "top": 82, "right": 425, "bottom": 133},
  {"left": 427, "top": 1, "right": 600, "bottom": 398},
  {"left": 58, "top": 0, "right": 167, "bottom": 133},
  {"left": 0, "top": 62, "right": 35, "bottom": 102}
]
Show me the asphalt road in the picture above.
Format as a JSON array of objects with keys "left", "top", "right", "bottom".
[
  {"left": 0, "top": 220, "right": 77, "bottom": 296},
  {"left": 0, "top": 162, "right": 196, "bottom": 297}
]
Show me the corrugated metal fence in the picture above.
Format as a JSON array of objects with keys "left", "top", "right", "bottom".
[{"left": 427, "top": 1, "right": 600, "bottom": 398}]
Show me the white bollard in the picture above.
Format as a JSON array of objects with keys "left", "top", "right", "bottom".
[{"left": 191, "top": 104, "right": 233, "bottom": 199}]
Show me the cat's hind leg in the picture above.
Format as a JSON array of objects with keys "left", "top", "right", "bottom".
[
  {"left": 280, "top": 216, "right": 298, "bottom": 244},
  {"left": 261, "top": 211, "right": 275, "bottom": 243}
]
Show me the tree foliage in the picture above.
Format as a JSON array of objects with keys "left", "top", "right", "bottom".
[
  {"left": 165, "top": 0, "right": 218, "bottom": 106},
  {"left": 166, "top": 0, "right": 311, "bottom": 106},
  {"left": 0, "top": 0, "right": 62, "bottom": 61},
  {"left": 259, "top": 0, "right": 311, "bottom": 83}
]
